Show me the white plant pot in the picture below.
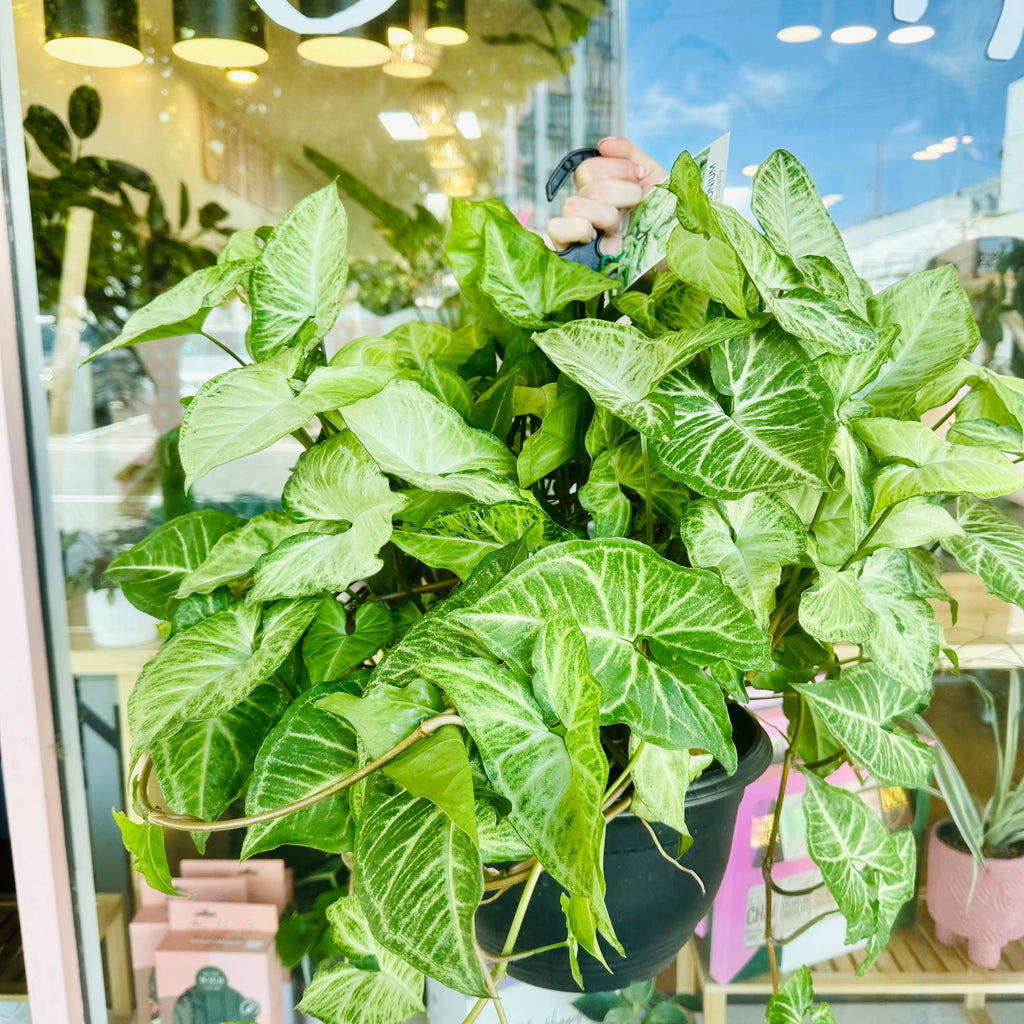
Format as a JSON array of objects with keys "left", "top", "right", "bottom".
[{"left": 85, "top": 589, "right": 158, "bottom": 647}]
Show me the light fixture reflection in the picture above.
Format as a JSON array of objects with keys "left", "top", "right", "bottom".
[
  {"left": 742, "top": 164, "right": 759, "bottom": 177},
  {"left": 172, "top": 0, "right": 269, "bottom": 67},
  {"left": 913, "top": 150, "right": 941, "bottom": 161},
  {"left": 831, "top": 25, "right": 877, "bottom": 43},
  {"left": 383, "top": 7, "right": 439, "bottom": 78},
  {"left": 226, "top": 67, "right": 259, "bottom": 83},
  {"left": 297, "top": 0, "right": 390, "bottom": 66},
  {"left": 412, "top": 82, "right": 458, "bottom": 135},
  {"left": 889, "top": 25, "right": 935, "bottom": 44},
  {"left": 778, "top": 25, "right": 821, "bottom": 42},
  {"left": 439, "top": 166, "right": 477, "bottom": 197},
  {"left": 777, "top": 0, "right": 821, "bottom": 43},
  {"left": 425, "top": 0, "right": 468, "bottom": 45},
  {"left": 425, "top": 135, "right": 466, "bottom": 169},
  {"left": 44, "top": 0, "right": 144, "bottom": 68}
]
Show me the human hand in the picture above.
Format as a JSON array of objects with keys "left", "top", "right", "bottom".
[{"left": 547, "top": 137, "right": 668, "bottom": 257}]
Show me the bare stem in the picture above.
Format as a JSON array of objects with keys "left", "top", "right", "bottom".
[
  {"left": 603, "top": 740, "right": 645, "bottom": 809},
  {"left": 839, "top": 505, "right": 896, "bottom": 572},
  {"left": 640, "top": 434, "right": 655, "bottom": 545},
  {"left": 201, "top": 331, "right": 245, "bottom": 366},
  {"left": 138, "top": 711, "right": 462, "bottom": 832},
  {"left": 638, "top": 817, "right": 705, "bottom": 894}
]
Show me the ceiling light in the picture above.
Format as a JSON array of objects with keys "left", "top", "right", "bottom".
[
  {"left": 296, "top": 0, "right": 390, "bottom": 66},
  {"left": 172, "top": 0, "right": 269, "bottom": 67},
  {"left": 379, "top": 111, "right": 427, "bottom": 140},
  {"left": 386, "top": 0, "right": 414, "bottom": 44},
  {"left": 888, "top": 24, "right": 935, "bottom": 44},
  {"left": 44, "top": 0, "right": 144, "bottom": 68},
  {"left": 226, "top": 68, "right": 259, "bottom": 83},
  {"left": 777, "top": 1, "right": 821, "bottom": 43},
  {"left": 742, "top": 164, "right": 759, "bottom": 177},
  {"left": 412, "top": 82, "right": 458, "bottom": 136},
  {"left": 962, "top": 135, "right": 974, "bottom": 144},
  {"left": 913, "top": 150, "right": 941, "bottom": 160},
  {"left": 425, "top": 0, "right": 468, "bottom": 46},
  {"left": 831, "top": 25, "right": 877, "bottom": 43},
  {"left": 439, "top": 166, "right": 477, "bottom": 198},
  {"left": 927, "top": 140, "right": 956, "bottom": 154},
  {"left": 383, "top": 7, "right": 438, "bottom": 78},
  {"left": 456, "top": 111, "right": 481, "bottom": 139},
  {"left": 425, "top": 135, "right": 466, "bottom": 169},
  {"left": 821, "top": 193, "right": 844, "bottom": 208}
]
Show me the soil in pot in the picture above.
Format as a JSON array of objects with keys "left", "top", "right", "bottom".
[
  {"left": 927, "top": 819, "right": 1024, "bottom": 969},
  {"left": 475, "top": 703, "right": 772, "bottom": 991}
]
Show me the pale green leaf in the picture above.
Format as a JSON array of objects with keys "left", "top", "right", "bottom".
[
  {"left": 666, "top": 226, "right": 748, "bottom": 318},
  {"left": 942, "top": 496, "right": 1024, "bottom": 611},
  {"left": 85, "top": 261, "right": 249, "bottom": 361},
  {"left": 175, "top": 511, "right": 314, "bottom": 598},
  {"left": 304, "top": 598, "right": 393, "bottom": 684},
  {"left": 392, "top": 500, "right": 570, "bottom": 580},
  {"left": 751, "top": 150, "right": 865, "bottom": 318},
  {"left": 421, "top": 358, "right": 474, "bottom": 420},
  {"left": 863, "top": 264, "right": 980, "bottom": 417},
  {"left": 765, "top": 966, "right": 836, "bottom": 1024},
  {"left": 680, "top": 493, "right": 806, "bottom": 622},
  {"left": 578, "top": 450, "right": 633, "bottom": 537},
  {"left": 113, "top": 811, "right": 178, "bottom": 896},
  {"left": 249, "top": 183, "right": 348, "bottom": 360},
  {"left": 630, "top": 740, "right": 712, "bottom": 850},
  {"left": 651, "top": 328, "right": 835, "bottom": 499},
  {"left": 798, "top": 565, "right": 877, "bottom": 644},
  {"left": 770, "top": 289, "right": 878, "bottom": 356},
  {"left": 298, "top": 896, "right": 425, "bottom": 1024},
  {"left": 866, "top": 497, "right": 964, "bottom": 553},
  {"left": 128, "top": 598, "right": 318, "bottom": 752},
  {"left": 947, "top": 418, "right": 1024, "bottom": 454},
  {"left": 711, "top": 201, "right": 801, "bottom": 298},
  {"left": 815, "top": 326, "right": 899, "bottom": 407},
  {"left": 355, "top": 772, "right": 487, "bottom": 996},
  {"left": 793, "top": 665, "right": 933, "bottom": 787},
  {"left": 242, "top": 680, "right": 359, "bottom": 858},
  {"left": 800, "top": 771, "right": 916, "bottom": 970},
  {"left": 517, "top": 379, "right": 590, "bottom": 488},
  {"left": 104, "top": 509, "right": 242, "bottom": 618}
]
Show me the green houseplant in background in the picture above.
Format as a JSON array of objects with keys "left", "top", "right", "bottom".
[{"left": 90, "top": 137, "right": 1024, "bottom": 1024}]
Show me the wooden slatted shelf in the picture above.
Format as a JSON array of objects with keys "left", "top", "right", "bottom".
[{"left": 675, "top": 899, "right": 1024, "bottom": 1024}]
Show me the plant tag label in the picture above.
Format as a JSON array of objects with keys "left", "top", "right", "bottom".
[{"left": 616, "top": 132, "right": 730, "bottom": 288}]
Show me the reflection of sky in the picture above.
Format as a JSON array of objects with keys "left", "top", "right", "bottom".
[{"left": 626, "top": 0, "right": 1023, "bottom": 227}]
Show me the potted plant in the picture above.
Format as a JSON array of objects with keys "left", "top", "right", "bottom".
[
  {"left": 916, "top": 673, "right": 1024, "bottom": 968},
  {"left": 95, "top": 142, "right": 1024, "bottom": 1024}
]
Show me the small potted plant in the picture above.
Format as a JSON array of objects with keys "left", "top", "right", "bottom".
[
  {"left": 917, "top": 673, "right": 1024, "bottom": 968},
  {"left": 95, "top": 142, "right": 1024, "bottom": 1024}
]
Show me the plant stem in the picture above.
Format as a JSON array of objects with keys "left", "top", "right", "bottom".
[
  {"left": 485, "top": 941, "right": 568, "bottom": 963},
  {"left": 774, "top": 909, "right": 842, "bottom": 946},
  {"left": 640, "top": 434, "right": 655, "bottom": 545},
  {"left": 201, "top": 331, "right": 246, "bottom": 366},
  {"left": 839, "top": 504, "right": 896, "bottom": 572},
  {"left": 292, "top": 427, "right": 315, "bottom": 450},
  {"left": 762, "top": 696, "right": 804, "bottom": 995},
  {"left": 931, "top": 395, "right": 964, "bottom": 431},
  {"left": 139, "top": 710, "right": 462, "bottom": 832},
  {"left": 603, "top": 740, "right": 645, "bottom": 808}
]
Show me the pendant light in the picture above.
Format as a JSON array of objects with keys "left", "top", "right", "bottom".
[
  {"left": 297, "top": 0, "right": 390, "bottom": 66},
  {"left": 425, "top": 135, "right": 466, "bottom": 170},
  {"left": 438, "top": 166, "right": 476, "bottom": 198},
  {"left": 425, "top": 0, "right": 468, "bottom": 46},
  {"left": 831, "top": 0, "right": 877, "bottom": 43},
  {"left": 387, "top": 0, "right": 414, "bottom": 45},
  {"left": 172, "top": 0, "right": 269, "bottom": 67},
  {"left": 43, "top": 0, "right": 144, "bottom": 68},
  {"left": 412, "top": 82, "right": 458, "bottom": 136},
  {"left": 383, "top": 5, "right": 438, "bottom": 78},
  {"left": 776, "top": 0, "right": 822, "bottom": 43}
]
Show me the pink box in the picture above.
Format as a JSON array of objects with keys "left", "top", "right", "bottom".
[
  {"left": 178, "top": 859, "right": 293, "bottom": 915},
  {"left": 156, "top": 901, "right": 284, "bottom": 1024},
  {"left": 129, "top": 906, "right": 169, "bottom": 1023}
]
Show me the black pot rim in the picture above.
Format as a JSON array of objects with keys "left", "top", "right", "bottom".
[{"left": 684, "top": 702, "right": 772, "bottom": 807}]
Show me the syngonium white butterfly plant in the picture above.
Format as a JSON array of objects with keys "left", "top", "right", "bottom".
[{"left": 94, "top": 143, "right": 1024, "bottom": 1024}]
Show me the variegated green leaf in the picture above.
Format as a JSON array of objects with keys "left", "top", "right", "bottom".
[
  {"left": 863, "top": 264, "right": 980, "bottom": 417},
  {"left": 800, "top": 770, "right": 916, "bottom": 972},
  {"left": 113, "top": 812, "right": 178, "bottom": 896},
  {"left": 579, "top": 449, "right": 634, "bottom": 538},
  {"left": 455, "top": 539, "right": 771, "bottom": 768},
  {"left": 355, "top": 772, "right": 487, "bottom": 996},
  {"left": 104, "top": 509, "right": 242, "bottom": 618},
  {"left": 765, "top": 966, "right": 836, "bottom": 1024},
  {"left": 129, "top": 598, "right": 318, "bottom": 752},
  {"left": 249, "top": 183, "right": 348, "bottom": 360},
  {"left": 711, "top": 200, "right": 801, "bottom": 298},
  {"left": 680, "top": 493, "right": 806, "bottom": 622},
  {"left": 666, "top": 226, "right": 748, "bottom": 318},
  {"left": 242, "top": 681, "right": 360, "bottom": 858},
  {"left": 421, "top": 358, "right": 474, "bottom": 420},
  {"left": 85, "top": 261, "right": 250, "bottom": 361},
  {"left": 339, "top": 378, "right": 515, "bottom": 490},
  {"left": 175, "top": 511, "right": 314, "bottom": 598},
  {"left": 815, "top": 327, "right": 899, "bottom": 407},
  {"left": 150, "top": 682, "right": 288, "bottom": 842},
  {"left": 793, "top": 665, "right": 933, "bottom": 786},
  {"left": 798, "top": 565, "right": 877, "bottom": 644},
  {"left": 298, "top": 896, "right": 425, "bottom": 1024},
  {"left": 304, "top": 598, "right": 393, "bottom": 684},
  {"left": 630, "top": 741, "right": 712, "bottom": 851},
  {"left": 282, "top": 430, "right": 406, "bottom": 524},
  {"left": 942, "top": 496, "right": 1024, "bottom": 610},
  {"left": 180, "top": 363, "right": 394, "bottom": 488},
  {"left": 867, "top": 497, "right": 964, "bottom": 552},
  {"left": 651, "top": 329, "right": 835, "bottom": 499},
  {"left": 751, "top": 150, "right": 865, "bottom": 318},
  {"left": 851, "top": 418, "right": 1021, "bottom": 514},
  {"left": 947, "top": 418, "right": 1024, "bottom": 454},
  {"left": 770, "top": 289, "right": 878, "bottom": 356},
  {"left": 858, "top": 550, "right": 940, "bottom": 699},
  {"left": 392, "top": 500, "right": 569, "bottom": 580},
  {"left": 249, "top": 509, "right": 395, "bottom": 601},
  {"left": 419, "top": 652, "right": 604, "bottom": 900}
]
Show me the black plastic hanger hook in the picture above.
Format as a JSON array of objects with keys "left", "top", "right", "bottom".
[{"left": 546, "top": 146, "right": 603, "bottom": 270}]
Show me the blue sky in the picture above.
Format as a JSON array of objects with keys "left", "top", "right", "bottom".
[{"left": 625, "top": 0, "right": 1023, "bottom": 227}]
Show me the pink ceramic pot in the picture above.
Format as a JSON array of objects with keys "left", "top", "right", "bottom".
[{"left": 926, "top": 820, "right": 1024, "bottom": 968}]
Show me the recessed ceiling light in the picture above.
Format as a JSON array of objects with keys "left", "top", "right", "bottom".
[
  {"left": 913, "top": 150, "right": 941, "bottom": 161},
  {"left": 456, "top": 111, "right": 481, "bottom": 139},
  {"left": 226, "top": 68, "right": 258, "bottom": 84},
  {"left": 742, "top": 164, "right": 759, "bottom": 177},
  {"left": 777, "top": 25, "right": 821, "bottom": 43},
  {"left": 889, "top": 25, "right": 935, "bottom": 44},
  {"left": 831, "top": 25, "right": 877, "bottom": 44},
  {"left": 379, "top": 111, "right": 427, "bottom": 140},
  {"left": 821, "top": 193, "right": 844, "bottom": 208},
  {"left": 928, "top": 140, "right": 957, "bottom": 154},
  {"left": 961, "top": 135, "right": 974, "bottom": 144}
]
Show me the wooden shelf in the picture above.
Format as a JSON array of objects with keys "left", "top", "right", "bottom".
[{"left": 676, "top": 898, "right": 1024, "bottom": 1024}]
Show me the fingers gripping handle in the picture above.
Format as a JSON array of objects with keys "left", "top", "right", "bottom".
[{"left": 546, "top": 147, "right": 603, "bottom": 270}]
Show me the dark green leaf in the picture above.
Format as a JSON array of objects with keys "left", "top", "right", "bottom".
[
  {"left": 68, "top": 85, "right": 100, "bottom": 140},
  {"left": 24, "top": 104, "right": 72, "bottom": 169}
]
